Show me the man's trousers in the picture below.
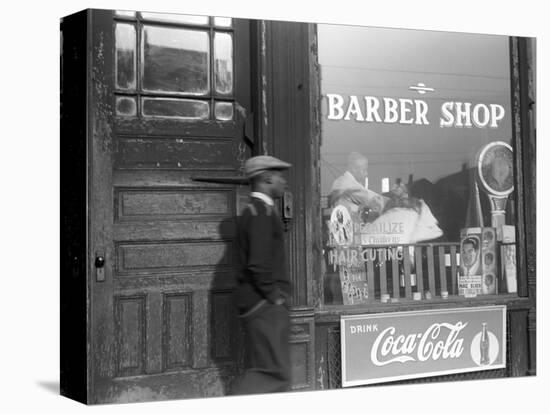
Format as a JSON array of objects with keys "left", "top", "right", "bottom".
[{"left": 231, "top": 300, "right": 291, "bottom": 395}]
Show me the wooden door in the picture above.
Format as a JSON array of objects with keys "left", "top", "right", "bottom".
[{"left": 89, "top": 10, "right": 251, "bottom": 403}]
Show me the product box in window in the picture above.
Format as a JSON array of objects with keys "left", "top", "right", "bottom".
[
  {"left": 459, "top": 227, "right": 497, "bottom": 296},
  {"left": 480, "top": 227, "right": 497, "bottom": 294},
  {"left": 459, "top": 228, "right": 482, "bottom": 297},
  {"left": 501, "top": 225, "right": 517, "bottom": 293}
]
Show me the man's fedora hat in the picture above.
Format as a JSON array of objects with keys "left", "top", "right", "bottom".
[{"left": 244, "top": 155, "right": 291, "bottom": 179}]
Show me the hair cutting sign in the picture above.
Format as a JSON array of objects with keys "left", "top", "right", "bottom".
[
  {"left": 326, "top": 94, "right": 506, "bottom": 128},
  {"left": 340, "top": 306, "right": 506, "bottom": 386}
]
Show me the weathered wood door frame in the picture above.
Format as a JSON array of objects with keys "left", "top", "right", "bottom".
[{"left": 258, "top": 20, "right": 319, "bottom": 391}]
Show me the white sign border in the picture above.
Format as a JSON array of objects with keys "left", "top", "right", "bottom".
[{"left": 340, "top": 305, "right": 507, "bottom": 387}]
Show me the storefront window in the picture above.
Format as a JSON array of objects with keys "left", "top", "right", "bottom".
[{"left": 319, "top": 25, "right": 517, "bottom": 305}]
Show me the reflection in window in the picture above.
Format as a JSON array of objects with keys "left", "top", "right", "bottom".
[
  {"left": 318, "top": 25, "right": 515, "bottom": 305},
  {"left": 116, "top": 96, "right": 137, "bottom": 116},
  {"left": 214, "top": 32, "right": 233, "bottom": 95},
  {"left": 142, "top": 98, "right": 209, "bottom": 119},
  {"left": 214, "top": 102, "right": 233, "bottom": 120},
  {"left": 139, "top": 12, "right": 209, "bottom": 25},
  {"left": 142, "top": 26, "right": 209, "bottom": 94},
  {"left": 115, "top": 23, "right": 136, "bottom": 90}
]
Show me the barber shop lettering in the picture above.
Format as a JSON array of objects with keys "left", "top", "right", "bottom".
[
  {"left": 370, "top": 322, "right": 467, "bottom": 366},
  {"left": 326, "top": 94, "right": 506, "bottom": 128}
]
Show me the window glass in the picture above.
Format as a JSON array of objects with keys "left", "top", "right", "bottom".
[
  {"left": 214, "top": 101, "right": 233, "bottom": 120},
  {"left": 115, "top": 10, "right": 136, "bottom": 18},
  {"left": 139, "top": 12, "right": 209, "bottom": 25},
  {"left": 114, "top": 11, "right": 237, "bottom": 122},
  {"left": 142, "top": 97, "right": 209, "bottom": 119},
  {"left": 318, "top": 25, "right": 516, "bottom": 305},
  {"left": 115, "top": 23, "right": 136, "bottom": 90},
  {"left": 116, "top": 96, "right": 137, "bottom": 116},
  {"left": 214, "top": 32, "right": 233, "bottom": 95},
  {"left": 142, "top": 26, "right": 209, "bottom": 94},
  {"left": 214, "top": 17, "right": 232, "bottom": 27}
]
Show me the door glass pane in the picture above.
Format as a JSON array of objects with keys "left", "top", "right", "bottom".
[
  {"left": 214, "top": 32, "right": 233, "bottom": 95},
  {"left": 142, "top": 98, "right": 209, "bottom": 119},
  {"left": 142, "top": 26, "right": 209, "bottom": 94},
  {"left": 140, "top": 12, "right": 209, "bottom": 25},
  {"left": 214, "top": 17, "right": 232, "bottom": 27},
  {"left": 115, "top": 10, "right": 136, "bottom": 18},
  {"left": 214, "top": 102, "right": 233, "bottom": 120},
  {"left": 116, "top": 96, "right": 137, "bottom": 116},
  {"left": 318, "top": 25, "right": 515, "bottom": 305},
  {"left": 115, "top": 23, "right": 136, "bottom": 90}
]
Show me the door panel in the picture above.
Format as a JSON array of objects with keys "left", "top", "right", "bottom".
[{"left": 90, "top": 10, "right": 250, "bottom": 402}]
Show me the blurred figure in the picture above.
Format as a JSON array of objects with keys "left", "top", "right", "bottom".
[
  {"left": 330, "top": 152, "right": 387, "bottom": 215},
  {"left": 232, "top": 155, "right": 292, "bottom": 395}
]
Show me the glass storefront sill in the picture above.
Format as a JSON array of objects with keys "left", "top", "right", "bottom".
[{"left": 313, "top": 294, "right": 531, "bottom": 323}]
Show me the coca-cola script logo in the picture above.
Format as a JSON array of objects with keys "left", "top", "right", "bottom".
[{"left": 371, "top": 322, "right": 468, "bottom": 366}]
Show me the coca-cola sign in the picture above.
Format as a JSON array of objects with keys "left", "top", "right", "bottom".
[{"left": 341, "top": 306, "right": 506, "bottom": 386}]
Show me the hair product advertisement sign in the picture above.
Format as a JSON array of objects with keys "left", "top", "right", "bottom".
[{"left": 340, "top": 306, "right": 506, "bottom": 387}]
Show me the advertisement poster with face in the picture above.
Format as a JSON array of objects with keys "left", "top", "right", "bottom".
[{"left": 459, "top": 231, "right": 482, "bottom": 296}]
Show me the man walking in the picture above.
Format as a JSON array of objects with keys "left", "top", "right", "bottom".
[{"left": 232, "top": 155, "right": 292, "bottom": 395}]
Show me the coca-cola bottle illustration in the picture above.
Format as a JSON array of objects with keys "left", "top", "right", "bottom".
[{"left": 479, "top": 323, "right": 490, "bottom": 365}]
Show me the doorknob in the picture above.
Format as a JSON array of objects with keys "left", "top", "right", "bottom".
[{"left": 95, "top": 253, "right": 105, "bottom": 282}]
